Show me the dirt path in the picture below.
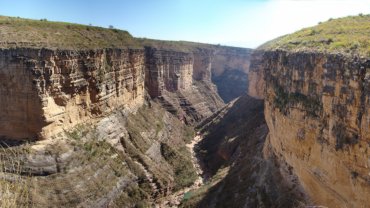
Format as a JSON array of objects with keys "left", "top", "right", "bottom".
[{"left": 155, "top": 134, "right": 205, "bottom": 207}]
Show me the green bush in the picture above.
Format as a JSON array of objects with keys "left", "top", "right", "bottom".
[
  {"left": 273, "top": 83, "right": 322, "bottom": 117},
  {"left": 160, "top": 143, "right": 197, "bottom": 191}
]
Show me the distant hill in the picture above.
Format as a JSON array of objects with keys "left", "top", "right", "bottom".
[{"left": 260, "top": 14, "right": 370, "bottom": 57}]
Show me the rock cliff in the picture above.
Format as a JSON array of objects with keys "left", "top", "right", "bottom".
[
  {"left": 0, "top": 45, "right": 251, "bottom": 141},
  {"left": 249, "top": 15, "right": 370, "bottom": 207},
  {"left": 0, "top": 101, "right": 197, "bottom": 207},
  {"left": 211, "top": 46, "right": 252, "bottom": 102},
  {"left": 0, "top": 48, "right": 145, "bottom": 140},
  {"left": 0, "top": 15, "right": 257, "bottom": 207},
  {"left": 143, "top": 44, "right": 252, "bottom": 124},
  {"left": 144, "top": 46, "right": 224, "bottom": 124}
]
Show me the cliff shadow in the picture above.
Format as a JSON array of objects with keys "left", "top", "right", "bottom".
[{"left": 183, "top": 95, "right": 307, "bottom": 207}]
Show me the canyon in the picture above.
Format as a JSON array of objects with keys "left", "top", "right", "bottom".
[
  {"left": 0, "top": 44, "right": 250, "bottom": 141},
  {"left": 0, "top": 14, "right": 369, "bottom": 208},
  {"left": 0, "top": 16, "right": 251, "bottom": 207}
]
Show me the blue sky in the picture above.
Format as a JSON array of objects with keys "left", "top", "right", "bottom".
[{"left": 0, "top": 0, "right": 369, "bottom": 48}]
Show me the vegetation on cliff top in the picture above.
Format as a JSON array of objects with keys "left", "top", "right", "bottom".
[
  {"left": 260, "top": 15, "right": 370, "bottom": 57},
  {"left": 0, "top": 15, "right": 138, "bottom": 49},
  {"left": 0, "top": 15, "right": 250, "bottom": 51}
]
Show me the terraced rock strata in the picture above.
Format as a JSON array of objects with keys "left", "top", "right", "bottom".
[
  {"left": 211, "top": 46, "right": 252, "bottom": 102},
  {"left": 0, "top": 48, "right": 145, "bottom": 140},
  {"left": 249, "top": 15, "right": 370, "bottom": 208},
  {"left": 0, "top": 101, "right": 197, "bottom": 207}
]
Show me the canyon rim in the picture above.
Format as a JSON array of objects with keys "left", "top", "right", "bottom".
[{"left": 0, "top": 3, "right": 369, "bottom": 208}]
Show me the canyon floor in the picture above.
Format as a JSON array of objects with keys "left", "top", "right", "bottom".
[{"left": 156, "top": 134, "right": 204, "bottom": 207}]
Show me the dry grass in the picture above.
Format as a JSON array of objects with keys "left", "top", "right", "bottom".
[
  {"left": 260, "top": 14, "right": 370, "bottom": 56},
  {"left": 0, "top": 143, "right": 30, "bottom": 208},
  {"left": 0, "top": 15, "right": 138, "bottom": 49},
  {"left": 0, "top": 15, "right": 249, "bottom": 52}
]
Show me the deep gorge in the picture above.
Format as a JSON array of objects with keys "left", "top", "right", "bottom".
[{"left": 0, "top": 14, "right": 369, "bottom": 208}]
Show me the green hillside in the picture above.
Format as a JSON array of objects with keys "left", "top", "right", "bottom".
[
  {"left": 0, "top": 16, "right": 138, "bottom": 49},
  {"left": 260, "top": 14, "right": 370, "bottom": 57}
]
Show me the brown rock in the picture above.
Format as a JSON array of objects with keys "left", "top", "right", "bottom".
[
  {"left": 0, "top": 48, "right": 145, "bottom": 140},
  {"left": 249, "top": 50, "right": 370, "bottom": 208}
]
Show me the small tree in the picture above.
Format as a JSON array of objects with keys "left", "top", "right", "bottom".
[{"left": 109, "top": 25, "right": 114, "bottom": 29}]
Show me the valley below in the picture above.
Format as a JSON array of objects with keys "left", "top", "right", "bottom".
[
  {"left": 0, "top": 14, "right": 369, "bottom": 208},
  {"left": 156, "top": 134, "right": 205, "bottom": 207}
]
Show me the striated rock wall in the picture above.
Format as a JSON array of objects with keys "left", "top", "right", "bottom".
[
  {"left": 144, "top": 45, "right": 252, "bottom": 123},
  {"left": 0, "top": 101, "right": 197, "bottom": 207},
  {"left": 0, "top": 48, "right": 145, "bottom": 140},
  {"left": 249, "top": 50, "right": 370, "bottom": 207},
  {"left": 145, "top": 47, "right": 193, "bottom": 98},
  {"left": 211, "top": 46, "right": 252, "bottom": 102},
  {"left": 192, "top": 48, "right": 213, "bottom": 81},
  {"left": 145, "top": 47, "right": 224, "bottom": 124},
  {"left": 0, "top": 44, "right": 250, "bottom": 140},
  {"left": 211, "top": 46, "right": 251, "bottom": 77},
  {"left": 248, "top": 51, "right": 265, "bottom": 99}
]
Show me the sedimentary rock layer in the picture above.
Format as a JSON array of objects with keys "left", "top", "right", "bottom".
[
  {"left": 0, "top": 48, "right": 145, "bottom": 140},
  {"left": 145, "top": 47, "right": 193, "bottom": 98},
  {"left": 0, "top": 40, "right": 251, "bottom": 140},
  {"left": 249, "top": 50, "right": 370, "bottom": 207},
  {"left": 144, "top": 47, "right": 224, "bottom": 124},
  {"left": 211, "top": 46, "right": 252, "bottom": 102}
]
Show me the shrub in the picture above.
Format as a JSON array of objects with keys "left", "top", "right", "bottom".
[
  {"left": 273, "top": 82, "right": 322, "bottom": 117},
  {"left": 333, "top": 123, "right": 359, "bottom": 150},
  {"left": 160, "top": 143, "right": 197, "bottom": 191}
]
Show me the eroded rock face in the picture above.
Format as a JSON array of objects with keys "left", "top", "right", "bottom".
[
  {"left": 145, "top": 47, "right": 224, "bottom": 124},
  {"left": 144, "top": 46, "right": 252, "bottom": 124},
  {"left": 145, "top": 47, "right": 193, "bottom": 98},
  {"left": 0, "top": 44, "right": 251, "bottom": 140},
  {"left": 0, "top": 48, "right": 145, "bottom": 140},
  {"left": 211, "top": 46, "right": 252, "bottom": 102},
  {"left": 248, "top": 51, "right": 265, "bottom": 99},
  {"left": 250, "top": 50, "right": 370, "bottom": 207},
  {"left": 0, "top": 102, "right": 196, "bottom": 207}
]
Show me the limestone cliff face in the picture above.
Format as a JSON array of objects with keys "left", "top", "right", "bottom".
[
  {"left": 145, "top": 47, "right": 193, "bottom": 98},
  {"left": 211, "top": 46, "right": 252, "bottom": 102},
  {"left": 1, "top": 44, "right": 251, "bottom": 140},
  {"left": 248, "top": 51, "right": 265, "bottom": 99},
  {"left": 0, "top": 48, "right": 145, "bottom": 140},
  {"left": 0, "top": 101, "right": 197, "bottom": 207},
  {"left": 250, "top": 50, "right": 370, "bottom": 207},
  {"left": 145, "top": 47, "right": 224, "bottom": 124},
  {"left": 144, "top": 45, "right": 252, "bottom": 123}
]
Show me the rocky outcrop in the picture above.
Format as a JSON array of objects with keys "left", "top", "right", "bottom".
[
  {"left": 0, "top": 48, "right": 145, "bottom": 140},
  {"left": 145, "top": 47, "right": 193, "bottom": 98},
  {"left": 248, "top": 51, "right": 265, "bottom": 99},
  {"left": 211, "top": 46, "right": 252, "bottom": 102},
  {"left": 145, "top": 47, "right": 224, "bottom": 124},
  {"left": 0, "top": 101, "right": 197, "bottom": 207},
  {"left": 249, "top": 49, "right": 370, "bottom": 207},
  {"left": 144, "top": 45, "right": 252, "bottom": 124}
]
